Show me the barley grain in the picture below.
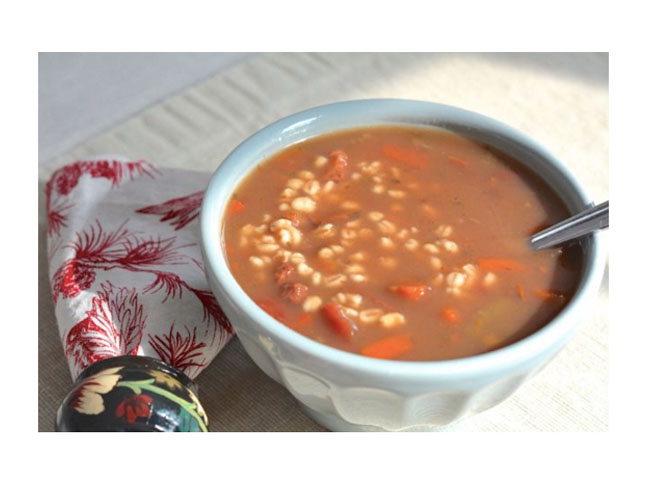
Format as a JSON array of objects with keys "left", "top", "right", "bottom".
[
  {"left": 318, "top": 247, "right": 335, "bottom": 259},
  {"left": 380, "top": 312, "right": 406, "bottom": 328},
  {"left": 287, "top": 226, "right": 302, "bottom": 245},
  {"left": 249, "top": 256, "right": 265, "bottom": 268},
  {"left": 313, "top": 223, "right": 336, "bottom": 238},
  {"left": 324, "top": 274, "right": 347, "bottom": 288},
  {"left": 302, "top": 296, "right": 323, "bottom": 312},
  {"left": 290, "top": 252, "right": 306, "bottom": 264},
  {"left": 274, "top": 250, "right": 292, "bottom": 263},
  {"left": 303, "top": 180, "right": 320, "bottom": 196},
  {"left": 322, "top": 180, "right": 336, "bottom": 193},
  {"left": 372, "top": 185, "right": 386, "bottom": 194},
  {"left": 435, "top": 224, "right": 453, "bottom": 238},
  {"left": 483, "top": 272, "right": 497, "bottom": 287},
  {"left": 280, "top": 187, "right": 297, "bottom": 199},
  {"left": 379, "top": 256, "right": 397, "bottom": 268},
  {"left": 377, "top": 219, "right": 396, "bottom": 234},
  {"left": 345, "top": 219, "right": 361, "bottom": 229},
  {"left": 291, "top": 196, "right": 316, "bottom": 213},
  {"left": 463, "top": 263, "right": 478, "bottom": 278},
  {"left": 344, "top": 264, "right": 365, "bottom": 274},
  {"left": 286, "top": 178, "right": 304, "bottom": 190},
  {"left": 340, "top": 200, "right": 360, "bottom": 211},
  {"left": 334, "top": 292, "right": 346, "bottom": 304},
  {"left": 359, "top": 308, "right": 384, "bottom": 324},
  {"left": 297, "top": 262, "right": 314, "bottom": 276},
  {"left": 257, "top": 243, "right": 280, "bottom": 253},
  {"left": 342, "top": 306, "right": 359, "bottom": 318},
  {"left": 298, "top": 170, "right": 315, "bottom": 180},
  {"left": 380, "top": 237, "right": 395, "bottom": 249},
  {"left": 277, "top": 228, "right": 292, "bottom": 245},
  {"left": 241, "top": 224, "right": 255, "bottom": 236},
  {"left": 446, "top": 272, "right": 467, "bottom": 288},
  {"left": 404, "top": 238, "right": 419, "bottom": 251},
  {"left": 423, "top": 243, "right": 440, "bottom": 254},
  {"left": 441, "top": 240, "right": 459, "bottom": 253},
  {"left": 396, "top": 229, "right": 409, "bottom": 240},
  {"left": 429, "top": 256, "right": 443, "bottom": 270},
  {"left": 345, "top": 293, "right": 363, "bottom": 308}
]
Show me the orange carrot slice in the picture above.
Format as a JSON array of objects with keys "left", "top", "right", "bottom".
[
  {"left": 535, "top": 289, "right": 567, "bottom": 301},
  {"left": 228, "top": 198, "right": 245, "bottom": 215},
  {"left": 515, "top": 283, "right": 525, "bottom": 301},
  {"left": 321, "top": 303, "right": 357, "bottom": 340},
  {"left": 361, "top": 334, "right": 413, "bottom": 360},
  {"left": 478, "top": 258, "right": 526, "bottom": 272},
  {"left": 296, "top": 313, "right": 312, "bottom": 326},
  {"left": 288, "top": 312, "right": 313, "bottom": 331},
  {"left": 440, "top": 306, "right": 460, "bottom": 324},
  {"left": 255, "top": 298, "right": 286, "bottom": 322},
  {"left": 381, "top": 144, "right": 427, "bottom": 169},
  {"left": 391, "top": 284, "right": 428, "bottom": 301}
]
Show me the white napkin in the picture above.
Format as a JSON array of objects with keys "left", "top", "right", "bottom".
[{"left": 46, "top": 158, "right": 232, "bottom": 380}]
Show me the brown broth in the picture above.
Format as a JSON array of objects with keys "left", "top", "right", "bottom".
[{"left": 223, "top": 125, "right": 583, "bottom": 361}]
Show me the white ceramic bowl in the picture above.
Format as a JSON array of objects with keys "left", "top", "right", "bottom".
[{"left": 200, "top": 99, "right": 605, "bottom": 431}]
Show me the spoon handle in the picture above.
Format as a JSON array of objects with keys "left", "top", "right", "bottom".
[{"left": 530, "top": 201, "right": 609, "bottom": 250}]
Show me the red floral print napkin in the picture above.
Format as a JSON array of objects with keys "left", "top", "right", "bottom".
[{"left": 46, "top": 158, "right": 233, "bottom": 380}]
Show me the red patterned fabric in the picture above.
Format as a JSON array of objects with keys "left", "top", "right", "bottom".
[{"left": 46, "top": 159, "right": 232, "bottom": 380}]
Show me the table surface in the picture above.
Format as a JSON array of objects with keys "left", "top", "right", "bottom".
[{"left": 39, "top": 52, "right": 608, "bottom": 431}]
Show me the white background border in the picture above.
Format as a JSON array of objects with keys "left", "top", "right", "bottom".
[{"left": 4, "top": 0, "right": 641, "bottom": 484}]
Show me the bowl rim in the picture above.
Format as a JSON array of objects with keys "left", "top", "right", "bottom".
[{"left": 200, "top": 98, "right": 606, "bottom": 379}]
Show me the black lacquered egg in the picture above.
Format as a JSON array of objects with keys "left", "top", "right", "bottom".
[{"left": 56, "top": 355, "right": 208, "bottom": 432}]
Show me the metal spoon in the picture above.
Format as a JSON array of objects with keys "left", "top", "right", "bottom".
[{"left": 530, "top": 201, "right": 609, "bottom": 250}]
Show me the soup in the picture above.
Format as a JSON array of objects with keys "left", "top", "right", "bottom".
[{"left": 222, "top": 126, "right": 582, "bottom": 360}]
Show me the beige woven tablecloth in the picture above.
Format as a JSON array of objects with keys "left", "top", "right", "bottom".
[{"left": 38, "top": 53, "right": 608, "bottom": 431}]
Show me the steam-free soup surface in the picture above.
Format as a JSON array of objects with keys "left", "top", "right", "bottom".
[{"left": 223, "top": 126, "right": 582, "bottom": 360}]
